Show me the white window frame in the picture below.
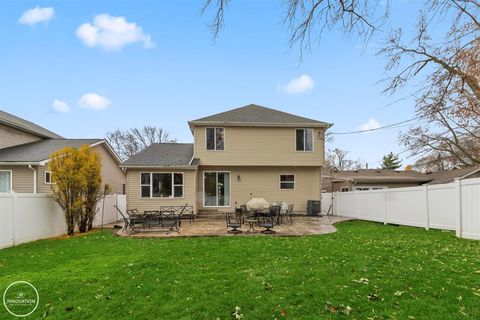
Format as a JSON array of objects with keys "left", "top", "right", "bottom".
[
  {"left": 295, "top": 128, "right": 314, "bottom": 152},
  {"left": 44, "top": 170, "right": 55, "bottom": 184},
  {"left": 279, "top": 174, "right": 295, "bottom": 190},
  {"left": 205, "top": 127, "right": 225, "bottom": 151},
  {"left": 0, "top": 170, "right": 12, "bottom": 193},
  {"left": 139, "top": 172, "right": 184, "bottom": 199},
  {"left": 203, "top": 171, "right": 231, "bottom": 208}
]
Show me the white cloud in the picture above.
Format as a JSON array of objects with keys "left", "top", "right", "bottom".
[
  {"left": 76, "top": 14, "right": 155, "bottom": 50},
  {"left": 280, "top": 74, "right": 314, "bottom": 94},
  {"left": 359, "top": 118, "right": 381, "bottom": 131},
  {"left": 18, "top": 6, "right": 54, "bottom": 26},
  {"left": 78, "top": 93, "right": 111, "bottom": 110},
  {"left": 52, "top": 99, "right": 70, "bottom": 113}
]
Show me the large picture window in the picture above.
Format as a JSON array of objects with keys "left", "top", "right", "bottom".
[
  {"left": 140, "top": 172, "right": 183, "bottom": 198},
  {"left": 296, "top": 128, "right": 313, "bottom": 151},
  {"left": 280, "top": 174, "right": 295, "bottom": 190},
  {"left": 0, "top": 170, "right": 12, "bottom": 193},
  {"left": 206, "top": 127, "right": 224, "bottom": 151}
]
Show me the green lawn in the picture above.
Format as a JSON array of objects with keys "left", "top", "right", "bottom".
[{"left": 1, "top": 221, "right": 480, "bottom": 319}]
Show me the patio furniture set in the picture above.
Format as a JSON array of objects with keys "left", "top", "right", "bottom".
[
  {"left": 115, "top": 204, "right": 195, "bottom": 234},
  {"left": 226, "top": 200, "right": 295, "bottom": 234}
]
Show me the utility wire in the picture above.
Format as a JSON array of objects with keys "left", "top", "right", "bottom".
[{"left": 330, "top": 117, "right": 420, "bottom": 135}]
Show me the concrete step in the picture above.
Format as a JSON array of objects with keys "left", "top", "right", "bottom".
[{"left": 197, "top": 211, "right": 227, "bottom": 219}]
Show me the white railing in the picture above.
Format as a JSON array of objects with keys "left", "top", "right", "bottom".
[
  {"left": 0, "top": 193, "right": 126, "bottom": 249},
  {"left": 322, "top": 177, "right": 480, "bottom": 240}
]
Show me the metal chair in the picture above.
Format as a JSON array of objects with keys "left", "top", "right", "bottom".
[
  {"left": 258, "top": 215, "right": 276, "bottom": 234},
  {"left": 270, "top": 205, "right": 282, "bottom": 225},
  {"left": 286, "top": 204, "right": 294, "bottom": 224},
  {"left": 115, "top": 206, "right": 138, "bottom": 232},
  {"left": 226, "top": 212, "right": 242, "bottom": 233}
]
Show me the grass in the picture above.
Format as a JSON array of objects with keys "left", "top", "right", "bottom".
[{"left": 1, "top": 221, "right": 480, "bottom": 319}]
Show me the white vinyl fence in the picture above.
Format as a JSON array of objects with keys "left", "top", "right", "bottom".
[
  {"left": 322, "top": 177, "right": 480, "bottom": 240},
  {"left": 0, "top": 193, "right": 126, "bottom": 249}
]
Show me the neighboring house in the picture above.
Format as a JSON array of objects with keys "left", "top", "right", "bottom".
[
  {"left": 425, "top": 166, "right": 480, "bottom": 185},
  {"left": 322, "top": 166, "right": 480, "bottom": 192},
  {"left": 121, "top": 104, "right": 332, "bottom": 213},
  {"left": 321, "top": 169, "right": 432, "bottom": 192},
  {"left": 0, "top": 110, "right": 125, "bottom": 194}
]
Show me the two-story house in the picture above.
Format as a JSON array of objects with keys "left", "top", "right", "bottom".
[
  {"left": 121, "top": 104, "right": 332, "bottom": 213},
  {"left": 0, "top": 110, "right": 125, "bottom": 194}
]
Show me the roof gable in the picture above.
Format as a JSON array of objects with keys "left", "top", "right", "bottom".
[
  {"left": 189, "top": 104, "right": 332, "bottom": 128},
  {"left": 0, "top": 110, "right": 63, "bottom": 139}
]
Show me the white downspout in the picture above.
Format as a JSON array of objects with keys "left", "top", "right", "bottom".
[{"left": 28, "top": 165, "right": 37, "bottom": 194}]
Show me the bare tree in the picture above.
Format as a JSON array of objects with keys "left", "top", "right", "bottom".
[
  {"left": 202, "top": 0, "right": 389, "bottom": 55},
  {"left": 326, "top": 148, "right": 363, "bottom": 170},
  {"left": 380, "top": 1, "right": 480, "bottom": 166},
  {"left": 413, "top": 152, "right": 460, "bottom": 172},
  {"left": 107, "top": 126, "right": 176, "bottom": 161}
]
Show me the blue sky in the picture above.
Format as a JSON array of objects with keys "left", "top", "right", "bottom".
[{"left": 0, "top": 0, "right": 424, "bottom": 167}]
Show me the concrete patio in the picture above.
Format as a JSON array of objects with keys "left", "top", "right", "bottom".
[{"left": 115, "top": 215, "right": 352, "bottom": 238}]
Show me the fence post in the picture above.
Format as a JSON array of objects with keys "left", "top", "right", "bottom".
[
  {"left": 11, "top": 193, "right": 17, "bottom": 247},
  {"left": 383, "top": 188, "right": 388, "bottom": 225},
  {"left": 355, "top": 191, "right": 360, "bottom": 219},
  {"left": 454, "top": 178, "right": 462, "bottom": 238},
  {"left": 424, "top": 185, "right": 430, "bottom": 230}
]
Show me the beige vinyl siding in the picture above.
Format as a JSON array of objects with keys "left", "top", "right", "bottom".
[
  {"left": 92, "top": 144, "right": 125, "bottom": 194},
  {"left": 197, "top": 166, "right": 322, "bottom": 213},
  {"left": 126, "top": 168, "right": 197, "bottom": 213},
  {"left": 0, "top": 123, "right": 41, "bottom": 150},
  {"left": 194, "top": 126, "right": 325, "bottom": 166},
  {"left": 35, "top": 144, "right": 125, "bottom": 194},
  {"left": 0, "top": 165, "right": 34, "bottom": 193},
  {"left": 36, "top": 165, "right": 54, "bottom": 194}
]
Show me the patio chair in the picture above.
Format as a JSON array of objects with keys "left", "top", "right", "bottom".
[
  {"left": 165, "top": 204, "right": 189, "bottom": 233},
  {"left": 286, "top": 204, "right": 294, "bottom": 224},
  {"left": 143, "top": 210, "right": 160, "bottom": 228},
  {"left": 269, "top": 205, "right": 282, "bottom": 225},
  {"left": 226, "top": 212, "right": 242, "bottom": 234},
  {"left": 115, "top": 206, "right": 138, "bottom": 233},
  {"left": 258, "top": 215, "right": 276, "bottom": 234}
]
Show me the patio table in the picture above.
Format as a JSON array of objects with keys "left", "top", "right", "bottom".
[{"left": 245, "top": 218, "right": 258, "bottom": 232}]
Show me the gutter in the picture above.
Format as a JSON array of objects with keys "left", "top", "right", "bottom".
[
  {"left": 28, "top": 165, "right": 37, "bottom": 194},
  {"left": 0, "top": 162, "right": 41, "bottom": 166},
  {"left": 119, "top": 165, "right": 199, "bottom": 170}
]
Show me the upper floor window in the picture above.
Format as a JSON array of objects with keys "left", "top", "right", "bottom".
[
  {"left": 206, "top": 127, "right": 224, "bottom": 151},
  {"left": 0, "top": 170, "right": 12, "bottom": 193},
  {"left": 141, "top": 172, "right": 184, "bottom": 198},
  {"left": 296, "top": 129, "right": 313, "bottom": 152},
  {"left": 45, "top": 171, "right": 54, "bottom": 184}
]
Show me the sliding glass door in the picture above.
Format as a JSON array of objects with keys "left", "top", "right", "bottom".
[{"left": 204, "top": 172, "right": 230, "bottom": 207}]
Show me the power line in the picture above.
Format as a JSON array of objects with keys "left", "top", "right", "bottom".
[{"left": 330, "top": 116, "right": 420, "bottom": 135}]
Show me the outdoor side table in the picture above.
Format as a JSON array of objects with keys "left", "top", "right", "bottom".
[{"left": 245, "top": 219, "right": 257, "bottom": 232}]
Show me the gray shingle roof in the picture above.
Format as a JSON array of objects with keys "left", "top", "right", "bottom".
[
  {"left": 189, "top": 104, "right": 332, "bottom": 128},
  {"left": 325, "top": 169, "right": 432, "bottom": 183},
  {"left": 0, "top": 110, "right": 63, "bottom": 139},
  {"left": 121, "top": 143, "right": 197, "bottom": 168},
  {"left": 425, "top": 167, "right": 480, "bottom": 185},
  {"left": 0, "top": 139, "right": 102, "bottom": 162}
]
